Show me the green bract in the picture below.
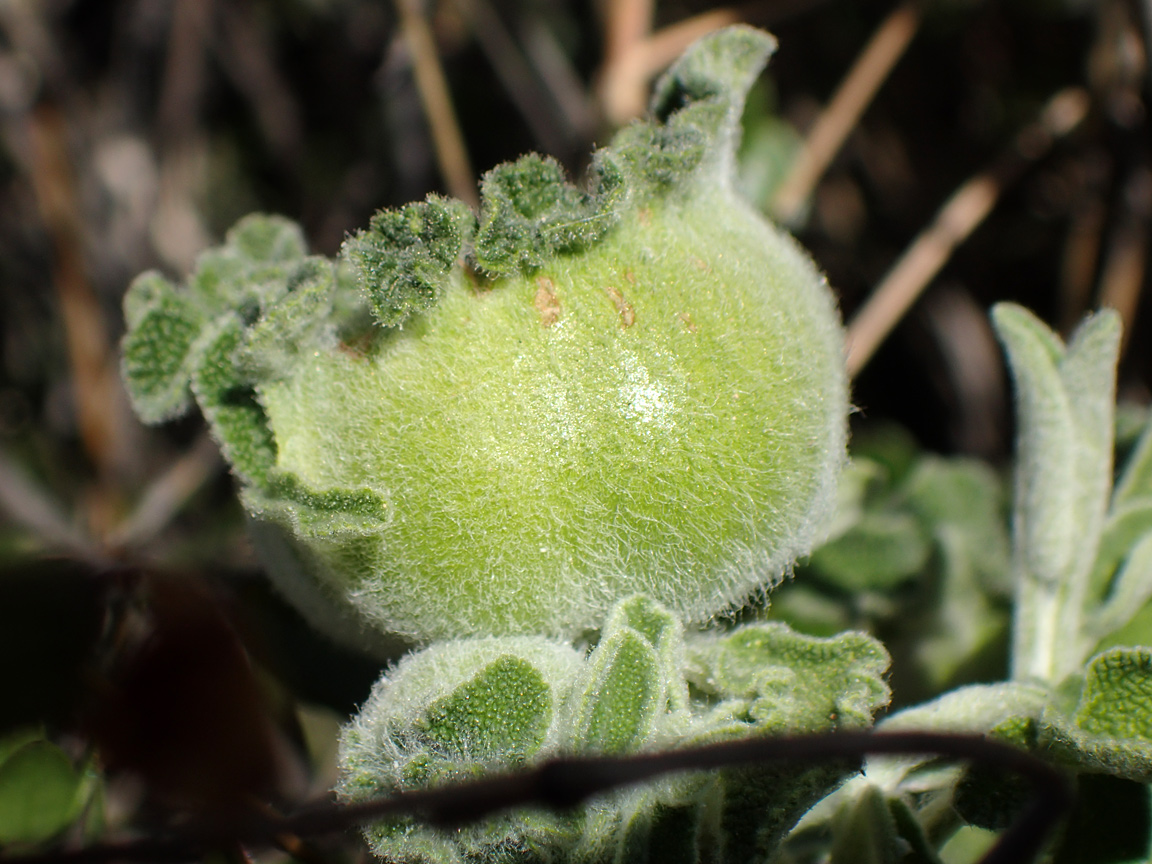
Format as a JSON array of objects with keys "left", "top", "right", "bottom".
[
  {"left": 337, "top": 596, "right": 890, "bottom": 864},
  {"left": 120, "top": 27, "right": 847, "bottom": 645}
]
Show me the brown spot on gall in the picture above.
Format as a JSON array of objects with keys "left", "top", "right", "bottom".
[
  {"left": 535, "top": 277, "right": 561, "bottom": 326},
  {"left": 678, "top": 312, "right": 698, "bottom": 333},
  {"left": 605, "top": 286, "right": 636, "bottom": 328}
]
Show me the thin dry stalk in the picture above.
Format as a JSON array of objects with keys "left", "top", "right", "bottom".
[
  {"left": 1059, "top": 195, "right": 1107, "bottom": 334},
  {"left": 26, "top": 107, "right": 135, "bottom": 485},
  {"left": 394, "top": 0, "right": 478, "bottom": 209},
  {"left": 599, "top": 6, "right": 738, "bottom": 125},
  {"left": 156, "top": 0, "right": 213, "bottom": 147},
  {"left": 216, "top": 1, "right": 304, "bottom": 167},
  {"left": 1097, "top": 167, "right": 1151, "bottom": 358},
  {"left": 451, "top": 0, "right": 570, "bottom": 156},
  {"left": 519, "top": 16, "right": 596, "bottom": 144},
  {"left": 152, "top": 0, "right": 212, "bottom": 272},
  {"left": 845, "top": 87, "right": 1091, "bottom": 378},
  {"left": 772, "top": 2, "right": 921, "bottom": 224},
  {"left": 597, "top": 0, "right": 654, "bottom": 125},
  {"left": 105, "top": 435, "right": 224, "bottom": 551},
  {"left": 0, "top": 445, "right": 102, "bottom": 560},
  {"left": 597, "top": 0, "right": 833, "bottom": 127}
]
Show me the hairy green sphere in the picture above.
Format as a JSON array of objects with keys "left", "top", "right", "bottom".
[
  {"left": 262, "top": 197, "right": 843, "bottom": 641},
  {"left": 120, "top": 27, "right": 847, "bottom": 648}
]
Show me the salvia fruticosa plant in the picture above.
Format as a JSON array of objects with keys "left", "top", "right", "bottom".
[{"left": 114, "top": 25, "right": 1152, "bottom": 864}]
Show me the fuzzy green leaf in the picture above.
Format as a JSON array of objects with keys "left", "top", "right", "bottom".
[
  {"left": 829, "top": 784, "right": 907, "bottom": 864},
  {"left": 649, "top": 25, "right": 776, "bottom": 181},
  {"left": 992, "top": 303, "right": 1122, "bottom": 682},
  {"left": 472, "top": 153, "right": 622, "bottom": 274},
  {"left": 569, "top": 629, "right": 663, "bottom": 753},
  {"left": 605, "top": 595, "right": 689, "bottom": 714},
  {"left": 190, "top": 214, "right": 308, "bottom": 312},
  {"left": 904, "top": 456, "right": 1011, "bottom": 593},
  {"left": 419, "top": 656, "right": 552, "bottom": 760},
  {"left": 1114, "top": 416, "right": 1152, "bottom": 507},
  {"left": 226, "top": 211, "right": 308, "bottom": 264},
  {"left": 1075, "top": 647, "right": 1152, "bottom": 740},
  {"left": 610, "top": 121, "right": 708, "bottom": 194},
  {"left": 239, "top": 258, "right": 336, "bottom": 381},
  {"left": 992, "top": 303, "right": 1080, "bottom": 585},
  {"left": 808, "top": 511, "right": 930, "bottom": 592},
  {"left": 1086, "top": 505, "right": 1152, "bottom": 641},
  {"left": 190, "top": 315, "right": 276, "bottom": 484},
  {"left": 1060, "top": 307, "right": 1124, "bottom": 573},
  {"left": 340, "top": 597, "right": 891, "bottom": 864},
  {"left": 120, "top": 272, "right": 206, "bottom": 423},
  {"left": 879, "top": 682, "right": 1048, "bottom": 735},
  {"left": 342, "top": 195, "right": 473, "bottom": 327},
  {"left": 710, "top": 624, "right": 890, "bottom": 730},
  {"left": 0, "top": 738, "right": 85, "bottom": 845},
  {"left": 1034, "top": 648, "right": 1152, "bottom": 782}
]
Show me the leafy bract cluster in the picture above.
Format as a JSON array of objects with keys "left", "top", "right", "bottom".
[
  {"left": 338, "top": 596, "right": 890, "bottom": 864},
  {"left": 121, "top": 26, "right": 848, "bottom": 647},
  {"left": 789, "top": 305, "right": 1152, "bottom": 862}
]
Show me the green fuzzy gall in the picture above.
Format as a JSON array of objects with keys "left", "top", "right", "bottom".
[
  {"left": 120, "top": 26, "right": 848, "bottom": 646},
  {"left": 336, "top": 596, "right": 891, "bottom": 864}
]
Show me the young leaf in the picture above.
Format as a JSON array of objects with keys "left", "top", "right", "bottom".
[
  {"left": 807, "top": 511, "right": 931, "bottom": 592},
  {"left": 567, "top": 630, "right": 664, "bottom": 754},
  {"left": 992, "top": 303, "right": 1121, "bottom": 683},
  {"left": 472, "top": 153, "right": 622, "bottom": 274},
  {"left": 338, "top": 598, "right": 890, "bottom": 864},
  {"left": 419, "top": 656, "right": 553, "bottom": 760},
  {"left": 706, "top": 623, "right": 891, "bottom": 731},
  {"left": 829, "top": 784, "right": 907, "bottom": 864},
  {"left": 189, "top": 315, "right": 277, "bottom": 485},
  {"left": 342, "top": 196, "right": 473, "bottom": 327},
  {"left": 120, "top": 272, "right": 206, "bottom": 423},
  {"left": 1113, "top": 416, "right": 1152, "bottom": 507},
  {"left": 1036, "top": 647, "right": 1152, "bottom": 782}
]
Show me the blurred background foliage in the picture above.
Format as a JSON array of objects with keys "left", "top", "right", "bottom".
[{"left": 0, "top": 0, "right": 1149, "bottom": 857}]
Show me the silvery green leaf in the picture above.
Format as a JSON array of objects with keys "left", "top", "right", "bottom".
[
  {"left": 808, "top": 510, "right": 930, "bottom": 592},
  {"left": 820, "top": 457, "right": 886, "bottom": 544},
  {"left": 992, "top": 304, "right": 1080, "bottom": 586},
  {"left": 238, "top": 258, "right": 336, "bottom": 382},
  {"left": 705, "top": 623, "right": 890, "bottom": 731},
  {"left": 1114, "top": 415, "right": 1152, "bottom": 507},
  {"left": 829, "top": 784, "right": 909, "bottom": 864},
  {"left": 649, "top": 25, "right": 776, "bottom": 185},
  {"left": 1037, "top": 647, "right": 1152, "bottom": 782},
  {"left": 344, "top": 195, "right": 474, "bottom": 323},
  {"left": 903, "top": 456, "right": 1012, "bottom": 596},
  {"left": 119, "top": 271, "right": 206, "bottom": 423},
  {"left": 189, "top": 314, "right": 276, "bottom": 484},
  {"left": 1059, "top": 306, "right": 1123, "bottom": 583},
  {"left": 603, "top": 595, "right": 689, "bottom": 715},
  {"left": 879, "top": 682, "right": 1048, "bottom": 735},
  {"left": 913, "top": 526, "right": 1009, "bottom": 691},
  {"left": 1085, "top": 505, "right": 1152, "bottom": 642},
  {"left": 418, "top": 656, "right": 553, "bottom": 761},
  {"left": 566, "top": 628, "right": 663, "bottom": 754},
  {"left": 338, "top": 636, "right": 584, "bottom": 864},
  {"left": 992, "top": 303, "right": 1121, "bottom": 683},
  {"left": 189, "top": 213, "right": 308, "bottom": 312}
]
